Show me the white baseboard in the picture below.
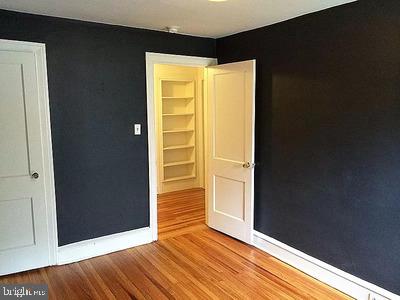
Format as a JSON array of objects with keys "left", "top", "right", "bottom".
[
  {"left": 57, "top": 227, "right": 152, "bottom": 265},
  {"left": 252, "top": 231, "right": 399, "bottom": 300}
]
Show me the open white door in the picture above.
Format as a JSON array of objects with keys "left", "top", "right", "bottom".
[
  {"left": 0, "top": 43, "right": 53, "bottom": 275},
  {"left": 206, "top": 60, "right": 255, "bottom": 243}
]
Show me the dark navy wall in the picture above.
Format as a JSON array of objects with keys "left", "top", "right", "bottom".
[
  {"left": 0, "top": 10, "right": 215, "bottom": 246},
  {"left": 217, "top": 0, "right": 400, "bottom": 294}
]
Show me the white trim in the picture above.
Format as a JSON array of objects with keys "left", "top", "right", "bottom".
[
  {"left": 57, "top": 227, "right": 152, "bottom": 265},
  {"left": 145, "top": 52, "right": 217, "bottom": 241},
  {"left": 252, "top": 231, "right": 399, "bottom": 300},
  {"left": 0, "top": 39, "right": 58, "bottom": 266}
]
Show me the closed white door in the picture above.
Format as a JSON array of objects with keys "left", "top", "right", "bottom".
[
  {"left": 0, "top": 48, "right": 51, "bottom": 274},
  {"left": 206, "top": 60, "right": 255, "bottom": 243}
]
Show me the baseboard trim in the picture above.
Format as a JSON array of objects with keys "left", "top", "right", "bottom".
[
  {"left": 57, "top": 227, "right": 152, "bottom": 265},
  {"left": 252, "top": 231, "right": 398, "bottom": 300}
]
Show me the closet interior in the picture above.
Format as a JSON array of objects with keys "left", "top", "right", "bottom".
[{"left": 154, "top": 64, "right": 205, "bottom": 194}]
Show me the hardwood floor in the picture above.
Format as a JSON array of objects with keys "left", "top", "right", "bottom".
[
  {"left": 0, "top": 188, "right": 352, "bottom": 299},
  {"left": 158, "top": 188, "right": 206, "bottom": 240}
]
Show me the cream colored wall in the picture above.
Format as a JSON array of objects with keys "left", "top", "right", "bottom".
[{"left": 154, "top": 64, "right": 205, "bottom": 194}]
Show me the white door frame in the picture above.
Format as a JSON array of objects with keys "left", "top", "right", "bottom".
[
  {"left": 0, "top": 39, "right": 58, "bottom": 265},
  {"left": 145, "top": 52, "right": 217, "bottom": 241}
]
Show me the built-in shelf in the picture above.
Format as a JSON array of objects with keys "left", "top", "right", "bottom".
[
  {"left": 162, "top": 96, "right": 194, "bottom": 100},
  {"left": 163, "top": 129, "right": 194, "bottom": 134},
  {"left": 163, "top": 175, "right": 196, "bottom": 183},
  {"left": 162, "top": 79, "right": 193, "bottom": 83},
  {"left": 162, "top": 113, "right": 194, "bottom": 117},
  {"left": 159, "top": 78, "right": 197, "bottom": 189},
  {"left": 163, "top": 144, "right": 195, "bottom": 150},
  {"left": 163, "top": 160, "right": 195, "bottom": 167}
]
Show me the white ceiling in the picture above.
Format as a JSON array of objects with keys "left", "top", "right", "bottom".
[{"left": 0, "top": 0, "right": 356, "bottom": 38}]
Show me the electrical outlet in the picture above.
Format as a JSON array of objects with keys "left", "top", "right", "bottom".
[{"left": 134, "top": 124, "right": 141, "bottom": 135}]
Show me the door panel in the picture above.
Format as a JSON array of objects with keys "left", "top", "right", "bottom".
[
  {"left": 0, "top": 63, "right": 30, "bottom": 177},
  {"left": 0, "top": 49, "right": 50, "bottom": 275},
  {"left": 214, "top": 176, "right": 245, "bottom": 220},
  {"left": 214, "top": 72, "right": 246, "bottom": 162},
  {"left": 0, "top": 198, "right": 35, "bottom": 251},
  {"left": 207, "top": 60, "right": 255, "bottom": 243}
]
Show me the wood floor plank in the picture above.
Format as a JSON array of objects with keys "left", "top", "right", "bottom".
[
  {"left": 78, "top": 260, "right": 117, "bottom": 300},
  {"left": 0, "top": 188, "right": 353, "bottom": 299}
]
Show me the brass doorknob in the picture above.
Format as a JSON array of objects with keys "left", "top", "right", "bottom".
[
  {"left": 31, "top": 172, "right": 39, "bottom": 179},
  {"left": 242, "top": 162, "right": 255, "bottom": 169}
]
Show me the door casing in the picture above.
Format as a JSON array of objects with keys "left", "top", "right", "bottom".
[{"left": 0, "top": 39, "right": 58, "bottom": 268}]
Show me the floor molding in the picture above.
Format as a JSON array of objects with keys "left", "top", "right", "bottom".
[
  {"left": 252, "top": 231, "right": 398, "bottom": 300},
  {"left": 57, "top": 227, "right": 152, "bottom": 265}
]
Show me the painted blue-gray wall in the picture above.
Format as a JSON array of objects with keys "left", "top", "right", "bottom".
[
  {"left": 217, "top": 0, "right": 400, "bottom": 294},
  {"left": 0, "top": 9, "right": 215, "bottom": 246}
]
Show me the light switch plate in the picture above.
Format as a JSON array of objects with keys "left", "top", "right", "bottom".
[{"left": 134, "top": 124, "right": 141, "bottom": 135}]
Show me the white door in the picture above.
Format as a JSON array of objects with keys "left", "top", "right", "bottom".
[
  {"left": 0, "top": 47, "right": 51, "bottom": 274},
  {"left": 206, "top": 60, "right": 255, "bottom": 243}
]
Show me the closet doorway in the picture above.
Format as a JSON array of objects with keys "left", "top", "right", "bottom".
[
  {"left": 152, "top": 61, "right": 209, "bottom": 241},
  {"left": 154, "top": 64, "right": 206, "bottom": 239}
]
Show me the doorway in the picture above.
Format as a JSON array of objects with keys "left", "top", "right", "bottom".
[
  {"left": 145, "top": 52, "right": 256, "bottom": 244},
  {"left": 146, "top": 53, "right": 216, "bottom": 241},
  {"left": 154, "top": 63, "right": 206, "bottom": 239}
]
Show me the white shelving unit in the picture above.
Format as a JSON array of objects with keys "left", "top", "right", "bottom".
[{"left": 160, "top": 80, "right": 197, "bottom": 183}]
